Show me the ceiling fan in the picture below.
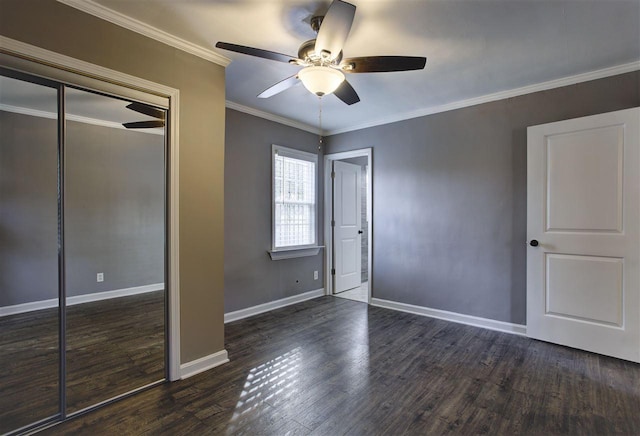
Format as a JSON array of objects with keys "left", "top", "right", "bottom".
[
  {"left": 215, "top": 0, "right": 426, "bottom": 105},
  {"left": 122, "top": 102, "right": 165, "bottom": 129}
]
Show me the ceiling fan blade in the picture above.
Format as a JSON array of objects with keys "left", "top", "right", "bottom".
[
  {"left": 258, "top": 75, "right": 300, "bottom": 99},
  {"left": 333, "top": 79, "right": 360, "bottom": 105},
  {"left": 314, "top": 0, "right": 356, "bottom": 61},
  {"left": 122, "top": 120, "right": 165, "bottom": 129},
  {"left": 341, "top": 56, "right": 427, "bottom": 73},
  {"left": 216, "top": 42, "right": 299, "bottom": 64},
  {"left": 126, "top": 102, "right": 165, "bottom": 120}
]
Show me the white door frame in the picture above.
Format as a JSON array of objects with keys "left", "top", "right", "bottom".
[
  {"left": 1, "top": 36, "right": 182, "bottom": 381},
  {"left": 324, "top": 148, "right": 373, "bottom": 303}
]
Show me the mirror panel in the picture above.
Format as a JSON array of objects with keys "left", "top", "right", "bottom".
[
  {"left": 0, "top": 74, "right": 61, "bottom": 433},
  {"left": 64, "top": 87, "right": 166, "bottom": 413}
]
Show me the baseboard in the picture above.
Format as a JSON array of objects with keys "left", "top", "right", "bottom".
[
  {"left": 370, "top": 298, "right": 527, "bottom": 336},
  {"left": 0, "top": 283, "right": 164, "bottom": 317},
  {"left": 180, "top": 349, "right": 229, "bottom": 379},
  {"left": 224, "top": 288, "right": 325, "bottom": 323}
]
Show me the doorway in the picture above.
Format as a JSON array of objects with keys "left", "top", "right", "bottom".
[
  {"left": 324, "top": 149, "right": 372, "bottom": 303},
  {"left": 0, "top": 62, "right": 171, "bottom": 434}
]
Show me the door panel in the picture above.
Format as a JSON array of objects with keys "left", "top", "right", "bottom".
[
  {"left": 545, "top": 254, "right": 623, "bottom": 326},
  {"left": 527, "top": 107, "right": 640, "bottom": 362},
  {"left": 0, "top": 73, "right": 61, "bottom": 434},
  {"left": 334, "top": 161, "right": 362, "bottom": 293},
  {"left": 64, "top": 88, "right": 167, "bottom": 413},
  {"left": 546, "top": 125, "right": 623, "bottom": 232},
  {"left": 340, "top": 238, "right": 359, "bottom": 275}
]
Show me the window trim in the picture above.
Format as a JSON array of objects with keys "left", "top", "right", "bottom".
[{"left": 270, "top": 144, "right": 321, "bottom": 258}]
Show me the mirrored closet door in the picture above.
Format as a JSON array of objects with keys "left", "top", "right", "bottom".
[
  {"left": 0, "top": 72, "right": 61, "bottom": 434},
  {"left": 0, "top": 65, "right": 168, "bottom": 434},
  {"left": 64, "top": 87, "right": 167, "bottom": 414}
]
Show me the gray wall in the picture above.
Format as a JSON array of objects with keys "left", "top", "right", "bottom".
[
  {"left": 0, "top": 112, "right": 165, "bottom": 306},
  {"left": 325, "top": 71, "right": 640, "bottom": 325},
  {"left": 0, "top": 111, "right": 58, "bottom": 306},
  {"left": 65, "top": 120, "right": 165, "bottom": 297},
  {"left": 224, "top": 109, "right": 324, "bottom": 313}
]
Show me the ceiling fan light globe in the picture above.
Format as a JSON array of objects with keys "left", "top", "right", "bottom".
[{"left": 298, "top": 66, "right": 345, "bottom": 97}]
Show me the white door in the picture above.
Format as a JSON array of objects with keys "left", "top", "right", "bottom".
[
  {"left": 527, "top": 107, "right": 640, "bottom": 363},
  {"left": 333, "top": 161, "right": 362, "bottom": 293}
]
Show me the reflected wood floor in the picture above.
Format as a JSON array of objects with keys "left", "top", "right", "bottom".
[
  {"left": 0, "top": 291, "right": 165, "bottom": 434},
  {"left": 44, "top": 296, "right": 639, "bottom": 435}
]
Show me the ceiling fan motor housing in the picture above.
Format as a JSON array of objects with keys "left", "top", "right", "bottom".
[
  {"left": 310, "top": 16, "right": 323, "bottom": 33},
  {"left": 298, "top": 39, "right": 342, "bottom": 65}
]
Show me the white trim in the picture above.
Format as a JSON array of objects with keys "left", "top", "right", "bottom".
[
  {"left": 274, "top": 144, "right": 318, "bottom": 162},
  {"left": 324, "top": 149, "right": 373, "bottom": 304},
  {"left": 268, "top": 246, "right": 323, "bottom": 260},
  {"left": 0, "top": 283, "right": 164, "bottom": 317},
  {"left": 226, "top": 100, "right": 320, "bottom": 135},
  {"left": 168, "top": 91, "right": 181, "bottom": 382},
  {"left": 327, "top": 61, "right": 640, "bottom": 135},
  {"left": 56, "top": 0, "right": 230, "bottom": 67},
  {"left": 180, "top": 349, "right": 229, "bottom": 380},
  {"left": 224, "top": 288, "right": 325, "bottom": 323},
  {"left": 0, "top": 103, "right": 56, "bottom": 120},
  {"left": 370, "top": 298, "right": 527, "bottom": 336},
  {"left": 0, "top": 36, "right": 182, "bottom": 382},
  {"left": 0, "top": 103, "right": 164, "bottom": 135},
  {"left": 68, "top": 283, "right": 163, "bottom": 305}
]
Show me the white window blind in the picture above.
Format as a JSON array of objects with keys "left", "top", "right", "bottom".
[{"left": 273, "top": 145, "right": 317, "bottom": 249}]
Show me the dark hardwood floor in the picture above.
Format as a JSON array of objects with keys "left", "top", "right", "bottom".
[
  {"left": 38, "top": 296, "right": 640, "bottom": 435},
  {"left": 0, "top": 291, "right": 165, "bottom": 434},
  {"left": 0, "top": 306, "right": 59, "bottom": 433},
  {"left": 65, "top": 290, "right": 165, "bottom": 413}
]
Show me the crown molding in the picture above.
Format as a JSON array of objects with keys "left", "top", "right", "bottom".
[
  {"left": 226, "top": 100, "right": 322, "bottom": 135},
  {"left": 57, "top": 0, "right": 230, "bottom": 67},
  {"left": 0, "top": 103, "right": 55, "bottom": 121},
  {"left": 327, "top": 60, "right": 640, "bottom": 135}
]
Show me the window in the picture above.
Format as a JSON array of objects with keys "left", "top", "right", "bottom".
[{"left": 272, "top": 144, "right": 317, "bottom": 251}]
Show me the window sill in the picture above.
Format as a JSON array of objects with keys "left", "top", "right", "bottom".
[{"left": 268, "top": 246, "right": 324, "bottom": 260}]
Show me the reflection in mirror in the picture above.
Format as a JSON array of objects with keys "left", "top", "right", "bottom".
[
  {"left": 0, "top": 74, "right": 60, "bottom": 433},
  {"left": 64, "top": 88, "right": 166, "bottom": 413}
]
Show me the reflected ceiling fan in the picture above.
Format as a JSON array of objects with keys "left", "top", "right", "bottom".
[
  {"left": 123, "top": 102, "right": 165, "bottom": 129},
  {"left": 215, "top": 0, "right": 426, "bottom": 105}
]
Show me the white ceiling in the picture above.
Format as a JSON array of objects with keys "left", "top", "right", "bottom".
[{"left": 85, "top": 0, "right": 639, "bottom": 134}]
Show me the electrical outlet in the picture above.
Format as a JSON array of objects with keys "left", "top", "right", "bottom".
[
  {"left": 97, "top": 272, "right": 104, "bottom": 282},
  {"left": 314, "top": 270, "right": 318, "bottom": 280}
]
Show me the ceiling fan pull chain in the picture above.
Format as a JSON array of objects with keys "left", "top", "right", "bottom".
[{"left": 318, "top": 96, "right": 323, "bottom": 151}]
